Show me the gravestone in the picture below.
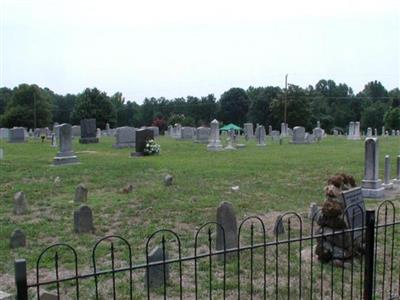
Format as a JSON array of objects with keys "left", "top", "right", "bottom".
[
  {"left": 113, "top": 126, "right": 136, "bottom": 148},
  {"left": 164, "top": 174, "right": 173, "bottom": 186},
  {"left": 292, "top": 126, "right": 306, "bottom": 144},
  {"left": 74, "top": 205, "right": 94, "bottom": 233},
  {"left": 53, "top": 124, "right": 79, "bottom": 166},
  {"left": 51, "top": 133, "right": 57, "bottom": 147},
  {"left": 354, "top": 122, "right": 361, "bottom": 139},
  {"left": 106, "top": 123, "right": 111, "bottom": 136},
  {"left": 273, "top": 215, "right": 285, "bottom": 236},
  {"left": 0, "top": 128, "right": 9, "bottom": 139},
  {"left": 145, "top": 246, "right": 169, "bottom": 289},
  {"left": 13, "top": 191, "right": 28, "bottom": 215},
  {"left": 181, "top": 127, "right": 195, "bottom": 140},
  {"left": 216, "top": 201, "right": 237, "bottom": 254},
  {"left": 39, "top": 291, "right": 58, "bottom": 300},
  {"left": 195, "top": 127, "right": 210, "bottom": 143},
  {"left": 374, "top": 128, "right": 378, "bottom": 136},
  {"left": 132, "top": 128, "right": 154, "bottom": 156},
  {"left": 167, "top": 125, "right": 173, "bottom": 137},
  {"left": 147, "top": 126, "right": 159, "bottom": 137},
  {"left": 308, "top": 203, "right": 320, "bottom": 220},
  {"left": 0, "top": 148, "right": 3, "bottom": 160},
  {"left": 256, "top": 125, "right": 266, "bottom": 146},
  {"left": 244, "top": 123, "right": 254, "bottom": 138},
  {"left": 367, "top": 127, "right": 372, "bottom": 137},
  {"left": 342, "top": 187, "right": 365, "bottom": 240},
  {"left": 281, "top": 122, "right": 288, "bottom": 137},
  {"left": 333, "top": 129, "right": 338, "bottom": 136},
  {"left": 347, "top": 122, "right": 355, "bottom": 139},
  {"left": 10, "top": 229, "right": 26, "bottom": 248},
  {"left": 361, "top": 138, "right": 384, "bottom": 198},
  {"left": 9, "top": 127, "right": 26, "bottom": 143},
  {"left": 207, "top": 119, "right": 223, "bottom": 151},
  {"left": 381, "top": 126, "right": 385, "bottom": 136},
  {"left": 71, "top": 125, "right": 81, "bottom": 138},
  {"left": 313, "top": 127, "right": 324, "bottom": 140},
  {"left": 392, "top": 129, "right": 396, "bottom": 136},
  {"left": 79, "top": 119, "right": 99, "bottom": 144},
  {"left": 75, "top": 184, "right": 88, "bottom": 203},
  {"left": 305, "top": 133, "right": 315, "bottom": 143},
  {"left": 271, "top": 130, "right": 280, "bottom": 141},
  {"left": 383, "top": 155, "right": 393, "bottom": 189},
  {"left": 96, "top": 128, "right": 101, "bottom": 138},
  {"left": 268, "top": 125, "right": 272, "bottom": 135}
]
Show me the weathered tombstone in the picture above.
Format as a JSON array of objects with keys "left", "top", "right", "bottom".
[
  {"left": 195, "top": 127, "right": 210, "bottom": 143},
  {"left": 308, "top": 203, "right": 320, "bottom": 220},
  {"left": 354, "top": 122, "right": 361, "bottom": 139},
  {"left": 367, "top": 127, "right": 372, "bottom": 137},
  {"left": 271, "top": 130, "right": 280, "bottom": 141},
  {"left": 292, "top": 126, "right": 306, "bottom": 144},
  {"left": 147, "top": 126, "right": 160, "bottom": 137},
  {"left": 268, "top": 125, "right": 272, "bottom": 136},
  {"left": 74, "top": 205, "right": 94, "bottom": 233},
  {"left": 145, "top": 246, "right": 169, "bottom": 289},
  {"left": 383, "top": 155, "right": 393, "bottom": 189},
  {"left": 280, "top": 122, "right": 288, "bottom": 137},
  {"left": 96, "top": 128, "right": 101, "bottom": 138},
  {"left": 347, "top": 122, "right": 355, "bottom": 139},
  {"left": 392, "top": 129, "right": 396, "bottom": 136},
  {"left": 106, "top": 123, "right": 111, "bottom": 136},
  {"left": 51, "top": 133, "right": 57, "bottom": 147},
  {"left": 79, "top": 119, "right": 99, "bottom": 144},
  {"left": 0, "top": 148, "right": 3, "bottom": 160},
  {"left": 75, "top": 184, "right": 88, "bottom": 203},
  {"left": 39, "top": 291, "right": 58, "bottom": 300},
  {"left": 132, "top": 128, "right": 154, "bottom": 156},
  {"left": 273, "top": 215, "right": 285, "bottom": 236},
  {"left": 342, "top": 187, "right": 365, "bottom": 240},
  {"left": 216, "top": 201, "right": 237, "bottom": 254},
  {"left": 10, "top": 229, "right": 26, "bottom": 248},
  {"left": 9, "top": 127, "right": 26, "bottom": 143},
  {"left": 256, "top": 125, "right": 266, "bottom": 146},
  {"left": 381, "top": 126, "right": 385, "bottom": 136},
  {"left": 181, "top": 127, "right": 195, "bottom": 140},
  {"left": 306, "top": 133, "right": 315, "bottom": 143},
  {"left": 53, "top": 124, "right": 79, "bottom": 166},
  {"left": 361, "top": 138, "right": 384, "bottom": 198},
  {"left": 71, "top": 125, "right": 81, "bottom": 137},
  {"left": 333, "top": 129, "right": 338, "bottom": 136},
  {"left": 164, "top": 174, "right": 173, "bottom": 186},
  {"left": 0, "top": 128, "right": 10, "bottom": 139},
  {"left": 313, "top": 127, "right": 324, "bottom": 140},
  {"left": 207, "top": 119, "right": 223, "bottom": 151},
  {"left": 224, "top": 137, "right": 236, "bottom": 150},
  {"left": 13, "top": 191, "right": 28, "bottom": 215},
  {"left": 374, "top": 128, "right": 378, "bottom": 136},
  {"left": 244, "top": 123, "right": 254, "bottom": 138},
  {"left": 395, "top": 155, "right": 400, "bottom": 184},
  {"left": 113, "top": 126, "right": 136, "bottom": 148}
]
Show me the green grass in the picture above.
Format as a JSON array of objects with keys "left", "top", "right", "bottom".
[{"left": 0, "top": 135, "right": 399, "bottom": 298}]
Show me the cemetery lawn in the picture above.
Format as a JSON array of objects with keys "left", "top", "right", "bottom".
[{"left": 1, "top": 135, "right": 400, "bottom": 295}]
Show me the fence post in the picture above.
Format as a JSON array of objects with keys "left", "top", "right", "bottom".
[
  {"left": 15, "top": 259, "right": 28, "bottom": 300},
  {"left": 363, "top": 210, "right": 375, "bottom": 300}
]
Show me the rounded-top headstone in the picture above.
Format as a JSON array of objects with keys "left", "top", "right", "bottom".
[
  {"left": 164, "top": 174, "right": 173, "bottom": 186},
  {"left": 13, "top": 191, "right": 28, "bottom": 215},
  {"left": 74, "top": 184, "right": 88, "bottom": 203},
  {"left": 216, "top": 201, "right": 237, "bottom": 252},
  {"left": 74, "top": 204, "right": 94, "bottom": 233},
  {"left": 10, "top": 229, "right": 26, "bottom": 249}
]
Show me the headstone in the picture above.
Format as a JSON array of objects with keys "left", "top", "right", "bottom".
[
  {"left": 164, "top": 174, "right": 173, "bottom": 186},
  {"left": 313, "top": 127, "right": 324, "bottom": 140},
  {"left": 347, "top": 122, "right": 355, "bottom": 139},
  {"left": 53, "top": 124, "right": 79, "bottom": 166},
  {"left": 308, "top": 203, "right": 320, "bottom": 220},
  {"left": 243, "top": 123, "right": 254, "bottom": 138},
  {"left": 395, "top": 155, "right": 400, "bottom": 184},
  {"left": 271, "top": 130, "right": 280, "bottom": 141},
  {"left": 113, "top": 126, "right": 136, "bottom": 148},
  {"left": 0, "top": 148, "right": 3, "bottom": 160},
  {"left": 366, "top": 127, "right": 372, "bottom": 137},
  {"left": 383, "top": 155, "right": 393, "bottom": 189},
  {"left": 224, "top": 137, "right": 236, "bottom": 150},
  {"left": 268, "top": 125, "right": 272, "bottom": 135},
  {"left": 13, "top": 191, "right": 28, "bottom": 215},
  {"left": 374, "top": 128, "right": 378, "bottom": 136},
  {"left": 292, "top": 126, "right": 306, "bottom": 144},
  {"left": 10, "top": 229, "right": 26, "bottom": 248},
  {"left": 361, "top": 138, "right": 384, "bottom": 198},
  {"left": 280, "top": 122, "right": 288, "bottom": 137},
  {"left": 96, "top": 128, "right": 101, "bottom": 138},
  {"left": 381, "top": 126, "right": 385, "bottom": 136},
  {"left": 39, "top": 291, "right": 58, "bottom": 300},
  {"left": 256, "top": 125, "right": 266, "bottom": 146},
  {"left": 106, "top": 123, "right": 111, "bottom": 136},
  {"left": 354, "top": 122, "right": 361, "bottom": 139},
  {"left": 273, "top": 215, "right": 285, "bottom": 236},
  {"left": 145, "top": 246, "right": 169, "bottom": 289},
  {"left": 172, "top": 124, "right": 182, "bottom": 139},
  {"left": 147, "top": 126, "right": 160, "bottom": 137},
  {"left": 392, "top": 129, "right": 396, "bottom": 136},
  {"left": 71, "top": 125, "right": 81, "bottom": 137},
  {"left": 207, "top": 119, "right": 223, "bottom": 151},
  {"left": 216, "top": 201, "right": 237, "bottom": 254},
  {"left": 167, "top": 125, "right": 173, "bottom": 137},
  {"left": 8, "top": 127, "right": 26, "bottom": 143},
  {"left": 333, "top": 129, "right": 338, "bottom": 136},
  {"left": 74, "top": 205, "right": 94, "bottom": 233},
  {"left": 195, "top": 127, "right": 210, "bottom": 143},
  {"left": 342, "top": 187, "right": 365, "bottom": 240},
  {"left": 75, "top": 184, "right": 88, "bottom": 203},
  {"left": 51, "top": 133, "right": 57, "bottom": 147},
  {"left": 305, "top": 133, "right": 315, "bottom": 144},
  {"left": 79, "top": 119, "right": 99, "bottom": 144},
  {"left": 132, "top": 129, "right": 154, "bottom": 156},
  {"left": 181, "top": 127, "right": 195, "bottom": 140}
]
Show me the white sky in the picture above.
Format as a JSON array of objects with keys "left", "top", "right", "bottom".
[{"left": 1, "top": 0, "right": 399, "bottom": 103}]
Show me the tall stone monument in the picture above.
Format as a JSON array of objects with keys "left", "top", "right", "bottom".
[
  {"left": 79, "top": 119, "right": 99, "bottom": 144},
  {"left": 53, "top": 124, "right": 79, "bottom": 166},
  {"left": 256, "top": 125, "right": 266, "bottom": 146},
  {"left": 243, "top": 123, "right": 254, "bottom": 138},
  {"left": 361, "top": 137, "right": 384, "bottom": 198},
  {"left": 207, "top": 119, "right": 223, "bottom": 151}
]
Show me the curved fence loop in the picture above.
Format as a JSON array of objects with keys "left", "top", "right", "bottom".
[
  {"left": 36, "top": 243, "right": 79, "bottom": 300},
  {"left": 92, "top": 235, "right": 133, "bottom": 300},
  {"left": 376, "top": 200, "right": 396, "bottom": 224}
]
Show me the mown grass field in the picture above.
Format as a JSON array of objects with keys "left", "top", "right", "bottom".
[{"left": 1, "top": 134, "right": 399, "bottom": 298}]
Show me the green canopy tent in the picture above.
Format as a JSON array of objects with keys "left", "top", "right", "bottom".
[{"left": 219, "top": 123, "right": 242, "bottom": 132}]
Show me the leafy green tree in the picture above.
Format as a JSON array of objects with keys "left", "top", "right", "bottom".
[
  {"left": 72, "top": 88, "right": 116, "bottom": 129},
  {"left": 247, "top": 86, "right": 281, "bottom": 126},
  {"left": 361, "top": 101, "right": 387, "bottom": 129},
  {"left": 1, "top": 84, "right": 53, "bottom": 128},
  {"left": 0, "top": 87, "right": 13, "bottom": 118},
  {"left": 384, "top": 107, "right": 400, "bottom": 130},
  {"left": 53, "top": 93, "right": 76, "bottom": 124},
  {"left": 219, "top": 88, "right": 249, "bottom": 125}
]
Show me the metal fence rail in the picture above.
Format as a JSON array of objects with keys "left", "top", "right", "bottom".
[{"left": 15, "top": 201, "right": 400, "bottom": 299}]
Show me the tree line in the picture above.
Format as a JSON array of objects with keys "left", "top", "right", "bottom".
[{"left": 0, "top": 80, "right": 399, "bottom": 133}]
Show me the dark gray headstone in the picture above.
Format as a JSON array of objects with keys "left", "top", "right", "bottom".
[
  {"left": 13, "top": 191, "right": 28, "bottom": 215},
  {"left": 10, "top": 229, "right": 26, "bottom": 248},
  {"left": 79, "top": 119, "right": 99, "bottom": 144},
  {"left": 273, "top": 215, "right": 285, "bottom": 236},
  {"left": 74, "top": 205, "right": 94, "bottom": 233},
  {"left": 216, "top": 201, "right": 237, "bottom": 253},
  {"left": 145, "top": 246, "right": 169, "bottom": 289},
  {"left": 74, "top": 184, "right": 88, "bottom": 203},
  {"left": 132, "top": 129, "right": 154, "bottom": 156},
  {"left": 342, "top": 187, "right": 365, "bottom": 240}
]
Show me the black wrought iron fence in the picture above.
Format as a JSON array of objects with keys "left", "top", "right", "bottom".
[{"left": 14, "top": 200, "right": 400, "bottom": 299}]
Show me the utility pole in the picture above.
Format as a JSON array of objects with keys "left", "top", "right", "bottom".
[
  {"left": 284, "top": 74, "right": 288, "bottom": 125},
  {"left": 33, "top": 90, "right": 37, "bottom": 129}
]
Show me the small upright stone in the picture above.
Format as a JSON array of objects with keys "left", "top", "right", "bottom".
[
  {"left": 308, "top": 203, "right": 320, "bottom": 220},
  {"left": 74, "top": 184, "right": 88, "bottom": 203},
  {"left": 207, "top": 119, "right": 223, "bottom": 151},
  {"left": 164, "top": 174, "right": 173, "bottom": 186},
  {"left": 74, "top": 205, "right": 94, "bottom": 233},
  {"left": 216, "top": 201, "right": 237, "bottom": 253},
  {"left": 273, "top": 215, "right": 285, "bottom": 236},
  {"left": 10, "top": 229, "right": 26, "bottom": 248},
  {"left": 145, "top": 246, "right": 169, "bottom": 289},
  {"left": 40, "top": 291, "right": 58, "bottom": 300},
  {"left": 383, "top": 155, "right": 393, "bottom": 189},
  {"left": 13, "top": 192, "right": 28, "bottom": 215}
]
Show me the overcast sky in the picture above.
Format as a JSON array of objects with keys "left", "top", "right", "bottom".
[{"left": 1, "top": 0, "right": 399, "bottom": 103}]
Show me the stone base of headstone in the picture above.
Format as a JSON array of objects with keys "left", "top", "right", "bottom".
[
  {"left": 256, "top": 143, "right": 266, "bottom": 146},
  {"left": 236, "top": 144, "right": 246, "bottom": 148},
  {"left": 79, "top": 137, "right": 99, "bottom": 144},
  {"left": 53, "top": 153, "right": 79, "bottom": 166},
  {"left": 382, "top": 182, "right": 394, "bottom": 190},
  {"left": 130, "top": 152, "right": 144, "bottom": 157},
  {"left": 393, "top": 179, "right": 400, "bottom": 185},
  {"left": 113, "top": 142, "right": 135, "bottom": 148},
  {"left": 207, "top": 141, "right": 223, "bottom": 151},
  {"left": 224, "top": 144, "right": 236, "bottom": 150},
  {"left": 361, "top": 187, "right": 385, "bottom": 198}
]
